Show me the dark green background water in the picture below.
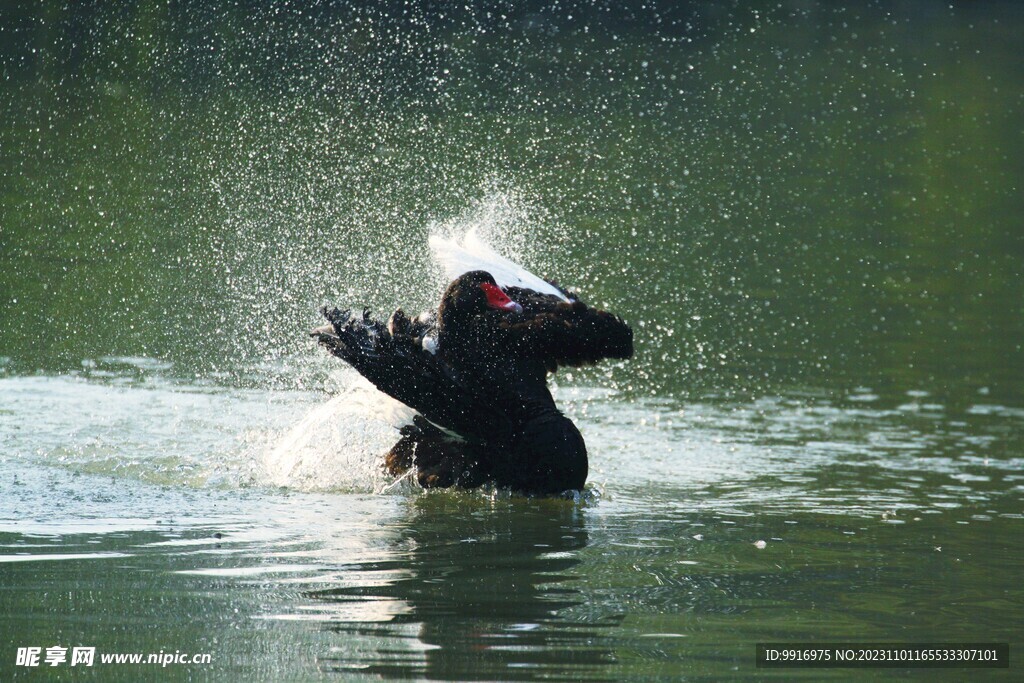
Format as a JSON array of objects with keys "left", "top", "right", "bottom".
[{"left": 1, "top": 1, "right": 1021, "bottom": 680}]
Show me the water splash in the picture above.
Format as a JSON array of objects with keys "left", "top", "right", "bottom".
[
  {"left": 240, "top": 197, "right": 568, "bottom": 491},
  {"left": 429, "top": 230, "right": 572, "bottom": 301},
  {"left": 423, "top": 186, "right": 569, "bottom": 292},
  {"left": 204, "top": 185, "right": 568, "bottom": 383},
  {"left": 259, "top": 373, "right": 414, "bottom": 493}
]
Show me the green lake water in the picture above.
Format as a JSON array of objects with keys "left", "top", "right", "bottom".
[{"left": 1, "top": 1, "right": 1021, "bottom": 680}]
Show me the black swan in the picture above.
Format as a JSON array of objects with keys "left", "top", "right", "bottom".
[{"left": 311, "top": 239, "right": 633, "bottom": 495}]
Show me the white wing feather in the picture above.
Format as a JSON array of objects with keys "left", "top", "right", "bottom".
[{"left": 428, "top": 230, "right": 571, "bottom": 302}]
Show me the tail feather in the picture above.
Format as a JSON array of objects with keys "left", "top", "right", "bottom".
[{"left": 383, "top": 416, "right": 489, "bottom": 488}]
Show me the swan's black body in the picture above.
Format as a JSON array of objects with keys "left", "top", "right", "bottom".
[{"left": 313, "top": 270, "right": 632, "bottom": 495}]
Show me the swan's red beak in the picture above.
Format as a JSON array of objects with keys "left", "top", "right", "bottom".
[{"left": 480, "top": 282, "right": 522, "bottom": 313}]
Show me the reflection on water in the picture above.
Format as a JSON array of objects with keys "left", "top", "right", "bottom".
[
  {"left": 1, "top": 461, "right": 1019, "bottom": 680},
  {"left": 309, "top": 497, "right": 611, "bottom": 679},
  {"left": 3, "top": 341, "right": 1024, "bottom": 683}
]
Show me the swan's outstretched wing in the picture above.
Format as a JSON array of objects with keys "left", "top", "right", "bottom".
[
  {"left": 312, "top": 308, "right": 514, "bottom": 444},
  {"left": 495, "top": 293, "right": 634, "bottom": 370}
]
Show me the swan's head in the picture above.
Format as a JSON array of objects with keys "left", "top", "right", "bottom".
[{"left": 439, "top": 271, "right": 522, "bottom": 327}]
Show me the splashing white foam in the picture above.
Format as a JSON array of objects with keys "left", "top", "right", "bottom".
[
  {"left": 260, "top": 372, "right": 414, "bottom": 493},
  {"left": 428, "top": 230, "right": 571, "bottom": 301}
]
